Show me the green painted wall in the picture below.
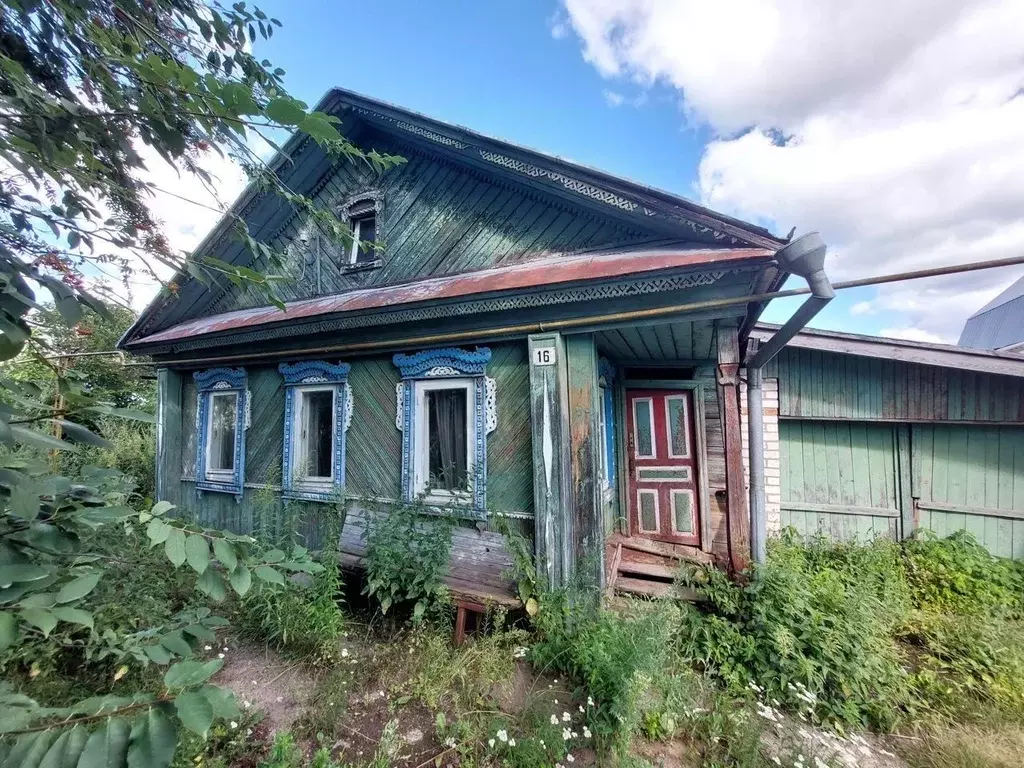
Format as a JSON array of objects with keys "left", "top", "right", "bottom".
[
  {"left": 769, "top": 348, "right": 1024, "bottom": 423},
  {"left": 169, "top": 341, "right": 534, "bottom": 546},
  {"left": 778, "top": 417, "right": 1024, "bottom": 558},
  {"left": 912, "top": 424, "right": 1024, "bottom": 559},
  {"left": 779, "top": 420, "right": 900, "bottom": 542}
]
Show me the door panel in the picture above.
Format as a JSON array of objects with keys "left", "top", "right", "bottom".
[{"left": 625, "top": 389, "right": 700, "bottom": 545}]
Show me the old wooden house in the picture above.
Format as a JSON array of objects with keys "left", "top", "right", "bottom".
[
  {"left": 120, "top": 88, "right": 803, "bottom": 606},
  {"left": 744, "top": 323, "right": 1024, "bottom": 558}
]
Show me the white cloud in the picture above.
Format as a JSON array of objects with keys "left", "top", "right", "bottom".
[
  {"left": 559, "top": 0, "right": 1024, "bottom": 342},
  {"left": 849, "top": 301, "right": 874, "bottom": 316},
  {"left": 603, "top": 89, "right": 625, "bottom": 107}
]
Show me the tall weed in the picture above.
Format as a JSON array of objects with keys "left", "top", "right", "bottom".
[
  {"left": 679, "top": 533, "right": 911, "bottom": 730},
  {"left": 532, "top": 594, "right": 680, "bottom": 756},
  {"left": 237, "top": 554, "right": 345, "bottom": 665},
  {"left": 903, "top": 530, "right": 1024, "bottom": 618}
]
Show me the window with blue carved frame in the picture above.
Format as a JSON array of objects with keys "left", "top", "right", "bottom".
[
  {"left": 393, "top": 348, "right": 496, "bottom": 519},
  {"left": 279, "top": 361, "right": 352, "bottom": 501},
  {"left": 598, "top": 358, "right": 617, "bottom": 502},
  {"left": 194, "top": 368, "right": 248, "bottom": 500}
]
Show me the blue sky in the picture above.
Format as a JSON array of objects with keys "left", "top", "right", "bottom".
[{"left": 241, "top": 0, "right": 1024, "bottom": 342}]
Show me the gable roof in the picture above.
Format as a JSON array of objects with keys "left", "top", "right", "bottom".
[
  {"left": 958, "top": 272, "right": 1024, "bottom": 349},
  {"left": 754, "top": 322, "right": 1024, "bottom": 378},
  {"left": 121, "top": 88, "right": 788, "bottom": 349}
]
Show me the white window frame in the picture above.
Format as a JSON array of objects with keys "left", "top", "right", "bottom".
[
  {"left": 204, "top": 390, "right": 239, "bottom": 482},
  {"left": 290, "top": 384, "right": 337, "bottom": 489},
  {"left": 348, "top": 210, "right": 375, "bottom": 265},
  {"left": 412, "top": 377, "right": 476, "bottom": 505}
]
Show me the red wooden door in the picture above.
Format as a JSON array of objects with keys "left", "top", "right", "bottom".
[{"left": 625, "top": 389, "right": 700, "bottom": 545}]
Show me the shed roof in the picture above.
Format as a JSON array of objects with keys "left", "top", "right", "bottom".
[
  {"left": 129, "top": 245, "right": 773, "bottom": 349},
  {"left": 753, "top": 323, "right": 1024, "bottom": 378},
  {"left": 958, "top": 273, "right": 1024, "bottom": 349}
]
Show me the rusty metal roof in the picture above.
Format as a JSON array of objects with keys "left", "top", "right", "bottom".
[{"left": 129, "top": 246, "right": 773, "bottom": 347}]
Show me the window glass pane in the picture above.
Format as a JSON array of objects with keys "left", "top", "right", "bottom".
[
  {"left": 426, "top": 388, "right": 468, "bottom": 491},
  {"left": 597, "top": 397, "right": 608, "bottom": 483},
  {"left": 299, "top": 389, "right": 334, "bottom": 479},
  {"left": 639, "top": 491, "right": 658, "bottom": 532},
  {"left": 209, "top": 393, "right": 236, "bottom": 472},
  {"left": 667, "top": 397, "right": 689, "bottom": 457},
  {"left": 352, "top": 214, "right": 376, "bottom": 262},
  {"left": 633, "top": 399, "right": 654, "bottom": 457},
  {"left": 673, "top": 490, "right": 694, "bottom": 533}
]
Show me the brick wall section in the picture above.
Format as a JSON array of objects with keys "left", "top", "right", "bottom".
[{"left": 739, "top": 374, "right": 781, "bottom": 534}]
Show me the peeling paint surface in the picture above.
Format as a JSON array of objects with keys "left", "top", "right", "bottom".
[{"left": 130, "top": 246, "right": 772, "bottom": 347}]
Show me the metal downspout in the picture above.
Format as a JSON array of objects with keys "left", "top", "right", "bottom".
[{"left": 747, "top": 233, "right": 835, "bottom": 564}]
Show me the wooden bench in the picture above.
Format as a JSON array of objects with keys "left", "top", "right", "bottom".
[{"left": 338, "top": 507, "right": 522, "bottom": 644}]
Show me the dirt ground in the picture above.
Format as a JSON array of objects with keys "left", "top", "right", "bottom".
[
  {"left": 213, "top": 642, "right": 318, "bottom": 734},
  {"left": 210, "top": 635, "right": 910, "bottom": 768}
]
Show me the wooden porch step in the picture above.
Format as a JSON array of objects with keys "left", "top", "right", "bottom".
[
  {"left": 614, "top": 577, "right": 699, "bottom": 601},
  {"left": 616, "top": 559, "right": 678, "bottom": 581},
  {"left": 608, "top": 533, "right": 716, "bottom": 567}
]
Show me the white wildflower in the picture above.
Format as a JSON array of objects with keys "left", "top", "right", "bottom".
[
  {"left": 513, "top": 646, "right": 527, "bottom": 658},
  {"left": 488, "top": 738, "right": 495, "bottom": 748},
  {"left": 550, "top": 714, "right": 559, "bottom": 725},
  {"left": 341, "top": 648, "right": 349, "bottom": 658},
  {"left": 562, "top": 728, "right": 572, "bottom": 741},
  {"left": 222, "top": 646, "right": 229, "bottom": 652},
  {"left": 229, "top": 721, "right": 238, "bottom": 729},
  {"left": 508, "top": 739, "right": 516, "bottom": 747},
  {"left": 578, "top": 705, "right": 584, "bottom": 713},
  {"left": 562, "top": 711, "right": 571, "bottom": 722},
  {"left": 566, "top": 755, "right": 575, "bottom": 763},
  {"left": 582, "top": 727, "right": 592, "bottom": 739},
  {"left": 444, "top": 737, "right": 456, "bottom": 748},
  {"left": 587, "top": 696, "right": 594, "bottom": 707},
  {"left": 203, "top": 645, "right": 212, "bottom": 651},
  {"left": 243, "top": 700, "right": 251, "bottom": 709},
  {"left": 497, "top": 729, "right": 508, "bottom": 743},
  {"left": 218, "top": 653, "right": 225, "bottom": 659}
]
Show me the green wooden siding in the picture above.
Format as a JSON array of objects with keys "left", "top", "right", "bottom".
[
  {"left": 345, "top": 357, "right": 402, "bottom": 499},
  {"left": 205, "top": 136, "right": 656, "bottom": 318},
  {"left": 168, "top": 341, "right": 533, "bottom": 544},
  {"left": 779, "top": 417, "right": 1024, "bottom": 558},
  {"left": 912, "top": 424, "right": 1024, "bottom": 559},
  {"left": 779, "top": 420, "right": 900, "bottom": 541},
  {"left": 770, "top": 348, "right": 1024, "bottom": 423}
]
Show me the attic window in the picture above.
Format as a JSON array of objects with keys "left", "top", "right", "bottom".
[{"left": 346, "top": 198, "right": 378, "bottom": 267}]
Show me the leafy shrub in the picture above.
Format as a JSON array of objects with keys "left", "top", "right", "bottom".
[
  {"left": 903, "top": 530, "right": 1024, "bottom": 618},
  {"left": 362, "top": 501, "right": 452, "bottom": 622},
  {"left": 66, "top": 417, "right": 156, "bottom": 503},
  {"left": 901, "top": 610, "right": 1024, "bottom": 719},
  {"left": 237, "top": 552, "right": 345, "bottom": 665},
  {"left": 679, "top": 533, "right": 911, "bottom": 731},
  {"left": 532, "top": 595, "right": 679, "bottom": 756}
]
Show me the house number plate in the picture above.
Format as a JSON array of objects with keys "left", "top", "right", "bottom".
[{"left": 532, "top": 347, "right": 556, "bottom": 366}]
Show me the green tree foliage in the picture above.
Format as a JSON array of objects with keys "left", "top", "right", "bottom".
[
  {"left": 0, "top": 0, "right": 399, "bottom": 764},
  {"left": 3, "top": 304, "right": 153, "bottom": 424}
]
